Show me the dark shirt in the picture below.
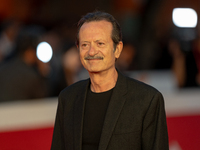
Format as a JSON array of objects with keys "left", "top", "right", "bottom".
[{"left": 82, "top": 87, "right": 113, "bottom": 150}]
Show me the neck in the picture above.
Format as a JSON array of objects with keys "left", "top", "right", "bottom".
[{"left": 89, "top": 69, "right": 118, "bottom": 93}]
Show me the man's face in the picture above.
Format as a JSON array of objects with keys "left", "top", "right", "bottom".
[{"left": 78, "top": 20, "right": 121, "bottom": 73}]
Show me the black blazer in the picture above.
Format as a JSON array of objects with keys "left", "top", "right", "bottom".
[{"left": 51, "top": 71, "right": 169, "bottom": 150}]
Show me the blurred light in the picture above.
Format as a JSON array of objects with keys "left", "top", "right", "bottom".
[
  {"left": 36, "top": 42, "right": 53, "bottom": 63},
  {"left": 172, "top": 8, "right": 198, "bottom": 28}
]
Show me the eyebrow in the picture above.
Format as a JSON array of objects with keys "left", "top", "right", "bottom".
[
  {"left": 81, "top": 41, "right": 90, "bottom": 43},
  {"left": 80, "top": 40, "right": 104, "bottom": 43},
  {"left": 94, "top": 39, "right": 105, "bottom": 43},
  {"left": 80, "top": 39, "right": 106, "bottom": 44}
]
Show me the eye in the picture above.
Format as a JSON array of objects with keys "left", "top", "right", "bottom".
[
  {"left": 81, "top": 43, "right": 89, "bottom": 49},
  {"left": 98, "top": 42, "right": 105, "bottom": 47}
]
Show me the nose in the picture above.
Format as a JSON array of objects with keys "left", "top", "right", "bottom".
[{"left": 88, "top": 44, "right": 98, "bottom": 56}]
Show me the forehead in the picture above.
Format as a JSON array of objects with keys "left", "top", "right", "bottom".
[{"left": 79, "top": 20, "right": 113, "bottom": 40}]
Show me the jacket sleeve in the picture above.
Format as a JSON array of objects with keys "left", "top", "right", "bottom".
[
  {"left": 142, "top": 91, "right": 169, "bottom": 150},
  {"left": 51, "top": 96, "right": 65, "bottom": 150}
]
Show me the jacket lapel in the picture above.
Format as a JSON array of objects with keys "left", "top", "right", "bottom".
[
  {"left": 98, "top": 71, "right": 128, "bottom": 150},
  {"left": 73, "top": 79, "right": 90, "bottom": 150}
]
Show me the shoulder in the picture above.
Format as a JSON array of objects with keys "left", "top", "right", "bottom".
[
  {"left": 120, "top": 73, "right": 164, "bottom": 104},
  {"left": 59, "top": 78, "right": 89, "bottom": 99},
  {"left": 121, "top": 73, "right": 165, "bottom": 113},
  {"left": 117, "top": 70, "right": 160, "bottom": 95},
  {"left": 126, "top": 75, "right": 160, "bottom": 94}
]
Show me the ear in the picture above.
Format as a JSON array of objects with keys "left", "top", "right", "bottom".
[{"left": 114, "top": 41, "right": 123, "bottom": 59}]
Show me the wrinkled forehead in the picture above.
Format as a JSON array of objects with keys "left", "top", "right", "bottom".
[
  {"left": 81, "top": 20, "right": 112, "bottom": 31},
  {"left": 79, "top": 20, "right": 113, "bottom": 40}
]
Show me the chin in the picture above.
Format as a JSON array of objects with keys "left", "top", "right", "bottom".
[
  {"left": 86, "top": 66, "right": 103, "bottom": 73},
  {"left": 87, "top": 69, "right": 101, "bottom": 73}
]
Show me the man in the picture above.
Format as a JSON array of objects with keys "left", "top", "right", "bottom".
[{"left": 51, "top": 11, "right": 169, "bottom": 150}]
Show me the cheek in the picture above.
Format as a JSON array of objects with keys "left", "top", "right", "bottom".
[
  {"left": 79, "top": 55, "right": 84, "bottom": 64},
  {"left": 103, "top": 53, "right": 115, "bottom": 66},
  {"left": 110, "top": 51, "right": 117, "bottom": 60},
  {"left": 79, "top": 51, "right": 87, "bottom": 64},
  {"left": 79, "top": 50, "right": 85, "bottom": 59}
]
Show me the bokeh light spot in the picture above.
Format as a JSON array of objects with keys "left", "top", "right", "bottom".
[
  {"left": 36, "top": 42, "right": 53, "bottom": 63},
  {"left": 172, "top": 8, "right": 198, "bottom": 28}
]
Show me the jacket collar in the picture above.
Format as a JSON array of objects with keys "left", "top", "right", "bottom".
[
  {"left": 98, "top": 70, "right": 128, "bottom": 150},
  {"left": 73, "top": 79, "right": 90, "bottom": 150},
  {"left": 73, "top": 70, "right": 128, "bottom": 150}
]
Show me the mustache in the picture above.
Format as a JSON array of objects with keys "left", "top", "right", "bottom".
[{"left": 84, "top": 55, "right": 104, "bottom": 60}]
